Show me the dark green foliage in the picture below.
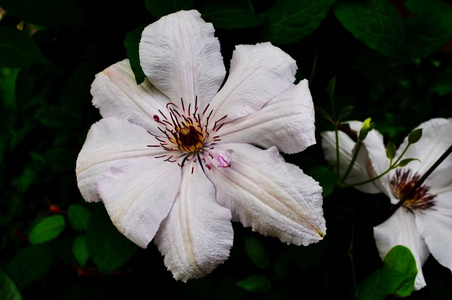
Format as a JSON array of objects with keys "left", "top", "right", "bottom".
[
  {"left": 28, "top": 215, "right": 66, "bottom": 244},
  {"left": 67, "top": 204, "right": 90, "bottom": 231},
  {"left": 0, "top": 26, "right": 43, "bottom": 68},
  {"left": 72, "top": 235, "right": 89, "bottom": 266},
  {"left": 200, "top": 1, "right": 259, "bottom": 29},
  {"left": 0, "top": 268, "right": 22, "bottom": 300},
  {"left": 245, "top": 237, "right": 270, "bottom": 269},
  {"left": 6, "top": 244, "right": 55, "bottom": 289},
  {"left": 124, "top": 26, "right": 147, "bottom": 85},
  {"left": 261, "top": 0, "right": 336, "bottom": 44},
  {"left": 0, "top": 0, "right": 84, "bottom": 27},
  {"left": 236, "top": 275, "right": 272, "bottom": 293},
  {"left": 1, "top": 0, "right": 451, "bottom": 299},
  {"left": 145, "top": 0, "right": 194, "bottom": 19},
  {"left": 357, "top": 246, "right": 417, "bottom": 299},
  {"left": 334, "top": 0, "right": 405, "bottom": 58},
  {"left": 405, "top": 0, "right": 452, "bottom": 58},
  {"left": 86, "top": 205, "right": 138, "bottom": 274},
  {"left": 334, "top": 0, "right": 452, "bottom": 59}
]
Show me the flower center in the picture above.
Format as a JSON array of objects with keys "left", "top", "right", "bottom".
[
  {"left": 147, "top": 97, "right": 229, "bottom": 172},
  {"left": 390, "top": 169, "right": 436, "bottom": 211},
  {"left": 177, "top": 125, "right": 204, "bottom": 152}
]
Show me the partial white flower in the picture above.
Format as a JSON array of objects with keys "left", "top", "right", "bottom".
[
  {"left": 321, "top": 118, "right": 452, "bottom": 290},
  {"left": 321, "top": 121, "right": 383, "bottom": 193},
  {"left": 76, "top": 10, "right": 326, "bottom": 281}
]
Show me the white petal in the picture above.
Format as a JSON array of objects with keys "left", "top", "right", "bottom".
[
  {"left": 206, "top": 143, "right": 326, "bottom": 246},
  {"left": 321, "top": 121, "right": 381, "bottom": 194},
  {"left": 76, "top": 117, "right": 165, "bottom": 203},
  {"left": 91, "top": 59, "right": 170, "bottom": 134},
  {"left": 396, "top": 118, "right": 452, "bottom": 176},
  {"left": 374, "top": 209, "right": 430, "bottom": 290},
  {"left": 209, "top": 42, "right": 297, "bottom": 122},
  {"left": 415, "top": 191, "right": 452, "bottom": 273},
  {"left": 428, "top": 167, "right": 452, "bottom": 196},
  {"left": 359, "top": 124, "right": 389, "bottom": 177},
  {"left": 97, "top": 157, "right": 182, "bottom": 248},
  {"left": 154, "top": 166, "right": 233, "bottom": 282},
  {"left": 139, "top": 10, "right": 225, "bottom": 109},
  {"left": 219, "top": 80, "right": 315, "bottom": 154}
]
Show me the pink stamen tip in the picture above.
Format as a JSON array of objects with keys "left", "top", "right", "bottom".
[
  {"left": 153, "top": 115, "right": 160, "bottom": 122},
  {"left": 217, "top": 152, "right": 231, "bottom": 168}
]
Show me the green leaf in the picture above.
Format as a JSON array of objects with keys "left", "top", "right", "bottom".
[
  {"left": 334, "top": 0, "right": 405, "bottom": 57},
  {"left": 11, "top": 167, "right": 38, "bottom": 193},
  {"left": 6, "top": 244, "right": 55, "bottom": 289},
  {"left": 300, "top": 155, "right": 337, "bottom": 197},
  {"left": 326, "top": 76, "right": 336, "bottom": 98},
  {"left": 244, "top": 237, "right": 270, "bottom": 269},
  {"left": 1, "top": 68, "right": 19, "bottom": 109},
  {"left": 0, "top": 269, "right": 22, "bottom": 300},
  {"left": 408, "top": 128, "right": 423, "bottom": 144},
  {"left": 384, "top": 245, "right": 417, "bottom": 276},
  {"left": 382, "top": 245, "right": 417, "bottom": 297},
  {"left": 262, "top": 0, "right": 336, "bottom": 44},
  {"left": 236, "top": 275, "right": 271, "bottom": 293},
  {"left": 385, "top": 141, "right": 396, "bottom": 160},
  {"left": 315, "top": 107, "right": 333, "bottom": 123},
  {"left": 337, "top": 106, "right": 354, "bottom": 122},
  {"left": 67, "top": 205, "right": 90, "bottom": 231},
  {"left": 34, "top": 105, "right": 82, "bottom": 129},
  {"left": 73, "top": 235, "right": 89, "bottom": 267},
  {"left": 396, "top": 158, "right": 420, "bottom": 168},
  {"left": 405, "top": 0, "right": 452, "bottom": 58},
  {"left": 357, "top": 245, "right": 417, "bottom": 299},
  {"left": 273, "top": 251, "right": 291, "bottom": 279},
  {"left": 145, "top": 0, "right": 194, "bottom": 19},
  {"left": 29, "top": 215, "right": 66, "bottom": 244},
  {"left": 29, "top": 151, "right": 46, "bottom": 171},
  {"left": 86, "top": 205, "right": 138, "bottom": 274},
  {"left": 306, "top": 165, "right": 337, "bottom": 197},
  {"left": 200, "top": 2, "right": 259, "bottom": 29},
  {"left": 0, "top": 25, "right": 43, "bottom": 68},
  {"left": 124, "top": 26, "right": 146, "bottom": 85},
  {"left": 0, "top": 0, "right": 84, "bottom": 27}
]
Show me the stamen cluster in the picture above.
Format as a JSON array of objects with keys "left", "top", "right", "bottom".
[
  {"left": 147, "top": 97, "right": 227, "bottom": 172},
  {"left": 390, "top": 169, "right": 436, "bottom": 211}
]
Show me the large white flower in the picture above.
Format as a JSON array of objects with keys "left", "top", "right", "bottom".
[
  {"left": 76, "top": 10, "right": 326, "bottom": 281},
  {"left": 322, "top": 118, "right": 452, "bottom": 290}
]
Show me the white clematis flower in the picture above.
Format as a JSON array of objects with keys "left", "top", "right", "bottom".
[
  {"left": 321, "top": 118, "right": 452, "bottom": 290},
  {"left": 76, "top": 10, "right": 326, "bottom": 281}
]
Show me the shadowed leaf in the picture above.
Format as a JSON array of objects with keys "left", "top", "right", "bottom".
[
  {"left": 29, "top": 215, "right": 66, "bottom": 244},
  {"left": 0, "top": 26, "right": 43, "bottom": 68},
  {"left": 261, "top": 0, "right": 336, "bottom": 44},
  {"left": 334, "top": 0, "right": 405, "bottom": 57}
]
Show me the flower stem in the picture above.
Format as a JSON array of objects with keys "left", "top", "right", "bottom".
[
  {"left": 309, "top": 45, "right": 319, "bottom": 84},
  {"left": 392, "top": 142, "right": 410, "bottom": 167},
  {"left": 388, "top": 144, "right": 452, "bottom": 217},
  {"left": 335, "top": 126, "right": 341, "bottom": 181},
  {"left": 341, "top": 141, "right": 363, "bottom": 185},
  {"left": 341, "top": 139, "right": 414, "bottom": 188},
  {"left": 342, "top": 167, "right": 392, "bottom": 189}
]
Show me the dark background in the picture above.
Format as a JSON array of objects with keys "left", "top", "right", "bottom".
[{"left": 1, "top": 0, "right": 451, "bottom": 299}]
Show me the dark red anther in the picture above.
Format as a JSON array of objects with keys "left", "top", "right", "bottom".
[{"left": 153, "top": 115, "right": 160, "bottom": 122}]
